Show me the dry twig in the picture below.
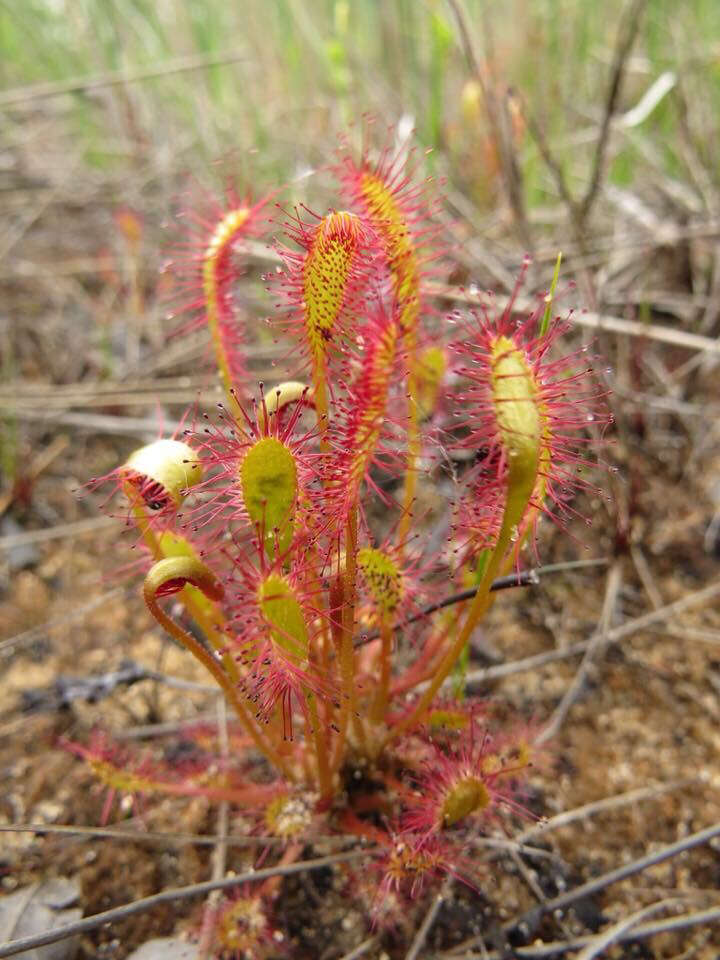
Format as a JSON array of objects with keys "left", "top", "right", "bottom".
[
  {"left": 514, "top": 778, "right": 697, "bottom": 844},
  {"left": 0, "top": 516, "right": 115, "bottom": 551},
  {"left": 578, "top": 0, "right": 649, "bottom": 224},
  {"left": 197, "top": 699, "right": 230, "bottom": 959},
  {"left": 355, "top": 558, "right": 609, "bottom": 648},
  {"left": 338, "top": 937, "right": 380, "bottom": 960},
  {"left": 449, "top": 906, "right": 720, "bottom": 958},
  {"left": 0, "top": 850, "right": 371, "bottom": 959},
  {"left": 405, "top": 879, "right": 453, "bottom": 960},
  {"left": 462, "top": 577, "right": 720, "bottom": 688},
  {"left": 0, "top": 823, "right": 358, "bottom": 849},
  {"left": 506, "top": 821, "right": 720, "bottom": 938},
  {"left": 575, "top": 897, "right": 687, "bottom": 960},
  {"left": 0, "top": 587, "right": 128, "bottom": 655},
  {"left": 536, "top": 562, "right": 622, "bottom": 745},
  {"left": 445, "top": 0, "right": 531, "bottom": 249},
  {"left": 428, "top": 282, "right": 720, "bottom": 356},
  {"left": 0, "top": 48, "right": 248, "bottom": 108}
]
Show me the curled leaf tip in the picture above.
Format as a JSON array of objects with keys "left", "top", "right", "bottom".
[
  {"left": 144, "top": 555, "right": 223, "bottom": 602},
  {"left": 265, "top": 380, "right": 312, "bottom": 415},
  {"left": 124, "top": 439, "right": 202, "bottom": 510}
]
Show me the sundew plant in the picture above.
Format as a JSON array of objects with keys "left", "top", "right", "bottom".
[{"left": 83, "top": 130, "right": 610, "bottom": 954}]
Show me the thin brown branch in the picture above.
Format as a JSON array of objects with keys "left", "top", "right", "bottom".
[
  {"left": 353, "top": 558, "right": 608, "bottom": 648},
  {"left": 445, "top": 0, "right": 532, "bottom": 249},
  {"left": 470, "top": 837, "right": 564, "bottom": 861},
  {"left": 0, "top": 48, "right": 248, "bottom": 108},
  {"left": 506, "top": 821, "right": 720, "bottom": 938},
  {"left": 514, "top": 778, "right": 697, "bottom": 844},
  {"left": 462, "top": 577, "right": 720, "bottom": 688},
  {"left": 536, "top": 562, "right": 622, "bottom": 745},
  {"left": 518, "top": 97, "right": 598, "bottom": 308},
  {"left": 578, "top": 0, "right": 649, "bottom": 224},
  {"left": 4, "top": 409, "right": 184, "bottom": 439},
  {"left": 508, "top": 847, "right": 575, "bottom": 941},
  {"left": 451, "top": 906, "right": 720, "bottom": 958},
  {"left": 576, "top": 897, "right": 687, "bottom": 960},
  {"left": 522, "top": 104, "right": 578, "bottom": 218},
  {"left": 0, "top": 823, "right": 359, "bottom": 849},
  {"left": 427, "top": 282, "right": 720, "bottom": 356},
  {"left": 405, "top": 879, "right": 453, "bottom": 960},
  {"left": 0, "top": 516, "right": 115, "bottom": 550},
  {"left": 114, "top": 714, "right": 220, "bottom": 740},
  {"left": 0, "top": 850, "right": 371, "bottom": 959},
  {"left": 197, "top": 700, "right": 230, "bottom": 959},
  {"left": 0, "top": 587, "right": 129, "bottom": 655},
  {"left": 338, "top": 937, "right": 380, "bottom": 960}
]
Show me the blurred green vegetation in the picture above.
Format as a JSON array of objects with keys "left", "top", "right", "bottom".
[{"left": 1, "top": 0, "right": 718, "bottom": 209}]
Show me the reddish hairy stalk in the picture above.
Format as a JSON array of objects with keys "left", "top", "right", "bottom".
[
  {"left": 354, "top": 540, "right": 426, "bottom": 726},
  {"left": 335, "top": 133, "right": 440, "bottom": 337},
  {"left": 385, "top": 285, "right": 608, "bottom": 744},
  {"left": 143, "top": 556, "right": 296, "bottom": 781},
  {"left": 452, "top": 276, "right": 611, "bottom": 565},
  {"left": 89, "top": 432, "right": 239, "bottom": 688},
  {"left": 273, "top": 207, "right": 378, "bottom": 440},
  {"left": 329, "top": 508, "right": 367, "bottom": 772},
  {"left": 389, "top": 607, "right": 463, "bottom": 697},
  {"left": 225, "top": 556, "right": 336, "bottom": 747},
  {"left": 62, "top": 732, "right": 288, "bottom": 823},
  {"left": 330, "top": 302, "right": 403, "bottom": 516},
  {"left": 170, "top": 190, "right": 268, "bottom": 410},
  {"left": 335, "top": 132, "right": 443, "bottom": 547},
  {"left": 327, "top": 304, "right": 404, "bottom": 761}
]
